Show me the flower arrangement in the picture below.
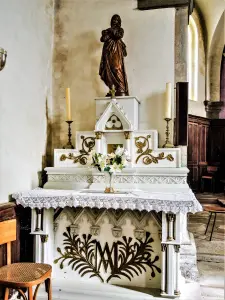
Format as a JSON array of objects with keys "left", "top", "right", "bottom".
[{"left": 91, "top": 147, "right": 129, "bottom": 173}]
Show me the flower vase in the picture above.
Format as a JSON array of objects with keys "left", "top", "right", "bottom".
[{"left": 104, "top": 172, "right": 115, "bottom": 193}]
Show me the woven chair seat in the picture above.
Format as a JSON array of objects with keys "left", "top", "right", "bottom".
[{"left": 0, "top": 263, "right": 51, "bottom": 288}]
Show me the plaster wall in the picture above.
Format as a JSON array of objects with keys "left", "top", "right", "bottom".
[
  {"left": 53, "top": 0, "right": 175, "bottom": 148},
  {"left": 0, "top": 0, "right": 54, "bottom": 201}
]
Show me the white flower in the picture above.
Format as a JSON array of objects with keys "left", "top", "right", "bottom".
[
  {"left": 100, "top": 160, "right": 106, "bottom": 170},
  {"left": 108, "top": 152, "right": 116, "bottom": 159},
  {"left": 122, "top": 157, "right": 128, "bottom": 166},
  {"left": 115, "top": 146, "right": 124, "bottom": 156},
  {"left": 111, "top": 163, "right": 122, "bottom": 173},
  {"left": 123, "top": 149, "right": 129, "bottom": 157},
  {"left": 90, "top": 149, "right": 96, "bottom": 156}
]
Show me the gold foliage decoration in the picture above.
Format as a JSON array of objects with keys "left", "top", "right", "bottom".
[
  {"left": 135, "top": 136, "right": 174, "bottom": 165},
  {"left": 60, "top": 136, "right": 95, "bottom": 165}
]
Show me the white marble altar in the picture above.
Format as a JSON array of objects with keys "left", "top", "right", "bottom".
[
  {"left": 13, "top": 96, "right": 202, "bottom": 298},
  {"left": 13, "top": 188, "right": 201, "bottom": 299}
]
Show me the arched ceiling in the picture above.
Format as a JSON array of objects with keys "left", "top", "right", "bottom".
[{"left": 195, "top": 0, "right": 224, "bottom": 51}]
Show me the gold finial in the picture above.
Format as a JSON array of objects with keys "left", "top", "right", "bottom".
[{"left": 110, "top": 85, "right": 116, "bottom": 98}]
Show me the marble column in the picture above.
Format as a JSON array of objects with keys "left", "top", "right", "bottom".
[
  {"left": 95, "top": 131, "right": 103, "bottom": 153},
  {"left": 124, "top": 131, "right": 131, "bottom": 157}
]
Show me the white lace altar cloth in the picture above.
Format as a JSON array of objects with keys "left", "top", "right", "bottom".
[{"left": 13, "top": 188, "right": 202, "bottom": 214}]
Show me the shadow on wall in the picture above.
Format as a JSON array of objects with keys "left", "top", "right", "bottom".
[
  {"left": 38, "top": 97, "right": 54, "bottom": 187},
  {"left": 53, "top": 31, "right": 104, "bottom": 149},
  {"left": 68, "top": 31, "right": 103, "bottom": 96},
  {"left": 142, "top": 92, "right": 166, "bottom": 147}
]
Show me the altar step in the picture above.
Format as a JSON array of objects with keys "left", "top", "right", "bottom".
[{"left": 36, "top": 279, "right": 202, "bottom": 300}]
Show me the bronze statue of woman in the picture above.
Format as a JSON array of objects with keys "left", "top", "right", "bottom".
[{"left": 99, "top": 14, "right": 129, "bottom": 96}]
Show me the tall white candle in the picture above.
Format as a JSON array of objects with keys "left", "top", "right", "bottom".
[
  {"left": 65, "top": 88, "right": 72, "bottom": 121},
  {"left": 165, "top": 82, "right": 172, "bottom": 119}
]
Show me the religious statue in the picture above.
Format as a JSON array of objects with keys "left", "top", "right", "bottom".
[{"left": 99, "top": 14, "right": 129, "bottom": 97}]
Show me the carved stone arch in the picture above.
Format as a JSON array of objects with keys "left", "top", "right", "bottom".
[
  {"left": 191, "top": 8, "right": 206, "bottom": 97},
  {"left": 208, "top": 12, "right": 225, "bottom": 101}
]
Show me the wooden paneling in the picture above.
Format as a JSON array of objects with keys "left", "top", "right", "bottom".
[
  {"left": 188, "top": 115, "right": 210, "bottom": 191},
  {"left": 208, "top": 119, "right": 225, "bottom": 181}
]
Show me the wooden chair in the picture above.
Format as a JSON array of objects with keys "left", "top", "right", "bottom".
[
  {"left": 203, "top": 203, "right": 225, "bottom": 241},
  {"left": 201, "top": 166, "right": 218, "bottom": 193},
  {"left": 0, "top": 219, "right": 52, "bottom": 300}
]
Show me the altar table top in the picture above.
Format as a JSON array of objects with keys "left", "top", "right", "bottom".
[{"left": 13, "top": 188, "right": 202, "bottom": 214}]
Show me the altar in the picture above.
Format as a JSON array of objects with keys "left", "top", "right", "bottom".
[{"left": 13, "top": 94, "right": 202, "bottom": 299}]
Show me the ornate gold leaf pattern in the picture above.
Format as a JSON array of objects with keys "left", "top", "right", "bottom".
[
  {"left": 60, "top": 136, "right": 95, "bottom": 165},
  {"left": 135, "top": 136, "right": 174, "bottom": 165}
]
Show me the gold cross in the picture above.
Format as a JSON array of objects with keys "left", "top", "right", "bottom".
[{"left": 110, "top": 85, "right": 116, "bottom": 98}]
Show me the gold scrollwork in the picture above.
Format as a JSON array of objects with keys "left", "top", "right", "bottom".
[
  {"left": 60, "top": 136, "right": 95, "bottom": 165},
  {"left": 135, "top": 136, "right": 174, "bottom": 165}
]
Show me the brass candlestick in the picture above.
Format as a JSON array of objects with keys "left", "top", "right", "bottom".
[
  {"left": 162, "top": 118, "right": 174, "bottom": 148},
  {"left": 63, "top": 121, "right": 74, "bottom": 149}
]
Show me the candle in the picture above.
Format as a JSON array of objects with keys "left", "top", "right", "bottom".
[
  {"left": 165, "top": 82, "right": 172, "bottom": 119},
  {"left": 65, "top": 88, "right": 72, "bottom": 121}
]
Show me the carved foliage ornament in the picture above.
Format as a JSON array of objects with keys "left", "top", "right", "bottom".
[
  {"left": 54, "top": 228, "right": 161, "bottom": 283},
  {"left": 135, "top": 136, "right": 174, "bottom": 165},
  {"left": 60, "top": 136, "right": 95, "bottom": 165}
]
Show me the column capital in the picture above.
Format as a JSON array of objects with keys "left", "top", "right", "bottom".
[
  {"left": 167, "top": 213, "right": 176, "bottom": 222},
  {"left": 95, "top": 131, "right": 103, "bottom": 140},
  {"left": 161, "top": 243, "right": 167, "bottom": 252},
  {"left": 174, "top": 244, "right": 180, "bottom": 253},
  {"left": 124, "top": 131, "right": 131, "bottom": 139},
  {"left": 41, "top": 234, "right": 49, "bottom": 243},
  {"left": 204, "top": 100, "right": 224, "bottom": 119}
]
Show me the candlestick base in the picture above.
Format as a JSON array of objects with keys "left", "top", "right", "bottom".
[
  {"left": 162, "top": 118, "right": 174, "bottom": 149},
  {"left": 162, "top": 142, "right": 175, "bottom": 148},
  {"left": 63, "top": 120, "right": 75, "bottom": 149},
  {"left": 63, "top": 143, "right": 75, "bottom": 150}
]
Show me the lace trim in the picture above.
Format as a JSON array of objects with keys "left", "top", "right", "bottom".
[{"left": 13, "top": 188, "right": 202, "bottom": 214}]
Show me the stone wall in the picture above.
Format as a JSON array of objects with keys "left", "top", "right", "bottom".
[
  {"left": 53, "top": 0, "right": 175, "bottom": 148},
  {"left": 0, "top": 0, "right": 54, "bottom": 201}
]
